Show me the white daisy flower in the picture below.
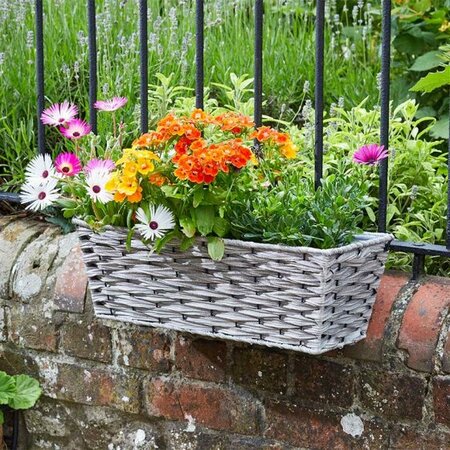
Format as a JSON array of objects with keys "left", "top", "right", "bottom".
[
  {"left": 85, "top": 169, "right": 114, "bottom": 204},
  {"left": 20, "top": 178, "right": 59, "bottom": 211},
  {"left": 25, "top": 154, "right": 57, "bottom": 184},
  {"left": 135, "top": 205, "right": 175, "bottom": 241}
]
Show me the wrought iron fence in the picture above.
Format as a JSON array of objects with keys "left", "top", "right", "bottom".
[{"left": 0, "top": 0, "right": 449, "bottom": 280}]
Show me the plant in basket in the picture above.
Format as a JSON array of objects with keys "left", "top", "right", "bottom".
[{"left": 20, "top": 97, "right": 392, "bottom": 354}]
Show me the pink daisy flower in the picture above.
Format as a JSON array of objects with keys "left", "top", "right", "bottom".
[
  {"left": 353, "top": 144, "right": 388, "bottom": 166},
  {"left": 41, "top": 101, "right": 78, "bottom": 126},
  {"left": 55, "top": 152, "right": 82, "bottom": 176},
  {"left": 94, "top": 97, "right": 128, "bottom": 112},
  {"left": 84, "top": 158, "right": 115, "bottom": 174},
  {"left": 59, "top": 118, "right": 91, "bottom": 139}
]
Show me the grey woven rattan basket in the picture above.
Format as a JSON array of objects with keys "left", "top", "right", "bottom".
[{"left": 76, "top": 219, "right": 392, "bottom": 354}]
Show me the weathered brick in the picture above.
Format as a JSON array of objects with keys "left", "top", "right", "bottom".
[
  {"left": 0, "top": 347, "right": 39, "bottom": 377},
  {"left": 117, "top": 326, "right": 171, "bottom": 372},
  {"left": 398, "top": 278, "right": 450, "bottom": 372},
  {"left": 54, "top": 363, "right": 140, "bottom": 414},
  {"left": 433, "top": 376, "right": 450, "bottom": 427},
  {"left": 293, "top": 355, "right": 355, "bottom": 408},
  {"left": 264, "top": 399, "right": 386, "bottom": 449},
  {"left": 54, "top": 243, "right": 87, "bottom": 313},
  {"left": 0, "top": 220, "right": 47, "bottom": 298},
  {"left": 0, "top": 307, "right": 5, "bottom": 342},
  {"left": 175, "top": 335, "right": 227, "bottom": 383},
  {"left": 60, "top": 319, "right": 112, "bottom": 363},
  {"left": 359, "top": 370, "right": 426, "bottom": 420},
  {"left": 145, "top": 378, "right": 260, "bottom": 435},
  {"left": 442, "top": 331, "right": 450, "bottom": 374},
  {"left": 8, "top": 303, "right": 57, "bottom": 352},
  {"left": 10, "top": 227, "right": 60, "bottom": 303},
  {"left": 389, "top": 426, "right": 450, "bottom": 449},
  {"left": 231, "top": 346, "right": 287, "bottom": 394},
  {"left": 343, "top": 272, "right": 409, "bottom": 362}
]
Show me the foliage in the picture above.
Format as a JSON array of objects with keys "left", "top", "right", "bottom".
[
  {"left": 0, "top": 371, "right": 41, "bottom": 424},
  {"left": 391, "top": 0, "right": 450, "bottom": 139},
  {"left": 228, "top": 173, "right": 370, "bottom": 249},
  {"left": 0, "top": 0, "right": 383, "bottom": 191}
]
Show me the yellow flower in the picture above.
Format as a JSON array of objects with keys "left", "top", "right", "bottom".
[
  {"left": 123, "top": 162, "right": 138, "bottom": 178},
  {"left": 105, "top": 171, "right": 119, "bottom": 192},
  {"left": 117, "top": 177, "right": 139, "bottom": 195},
  {"left": 281, "top": 141, "right": 297, "bottom": 159},
  {"left": 137, "top": 158, "right": 155, "bottom": 175},
  {"left": 116, "top": 148, "right": 135, "bottom": 165},
  {"left": 439, "top": 20, "right": 450, "bottom": 32}
]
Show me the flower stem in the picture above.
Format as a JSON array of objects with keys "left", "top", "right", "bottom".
[{"left": 91, "top": 200, "right": 101, "bottom": 221}]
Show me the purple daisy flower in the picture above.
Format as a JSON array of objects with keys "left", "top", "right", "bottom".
[
  {"left": 41, "top": 101, "right": 78, "bottom": 127},
  {"left": 59, "top": 118, "right": 91, "bottom": 140},
  {"left": 94, "top": 97, "right": 128, "bottom": 112},
  {"left": 353, "top": 144, "right": 388, "bottom": 165},
  {"left": 84, "top": 158, "right": 116, "bottom": 174},
  {"left": 55, "top": 152, "right": 82, "bottom": 176}
]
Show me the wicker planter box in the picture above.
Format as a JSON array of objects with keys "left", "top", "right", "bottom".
[{"left": 76, "top": 220, "right": 392, "bottom": 354}]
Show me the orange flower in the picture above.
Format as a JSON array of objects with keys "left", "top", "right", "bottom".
[
  {"left": 149, "top": 173, "right": 168, "bottom": 186},
  {"left": 251, "top": 126, "right": 273, "bottom": 142},
  {"left": 184, "top": 125, "right": 201, "bottom": 141},
  {"left": 127, "top": 185, "right": 143, "bottom": 203}
]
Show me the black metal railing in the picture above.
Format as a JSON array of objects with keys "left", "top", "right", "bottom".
[{"left": 1, "top": 0, "right": 450, "bottom": 279}]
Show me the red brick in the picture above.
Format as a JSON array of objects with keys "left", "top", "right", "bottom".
[
  {"left": 231, "top": 346, "right": 288, "bottom": 394},
  {"left": 55, "top": 363, "right": 140, "bottom": 413},
  {"left": 117, "top": 327, "right": 171, "bottom": 372},
  {"left": 60, "top": 319, "right": 112, "bottom": 363},
  {"left": 344, "top": 272, "right": 409, "bottom": 361},
  {"left": 292, "top": 355, "right": 355, "bottom": 408},
  {"left": 442, "top": 331, "right": 450, "bottom": 373},
  {"left": 359, "top": 370, "right": 426, "bottom": 421},
  {"left": 389, "top": 427, "right": 450, "bottom": 449},
  {"left": 398, "top": 278, "right": 450, "bottom": 372},
  {"left": 264, "top": 399, "right": 386, "bottom": 449},
  {"left": 433, "top": 376, "right": 450, "bottom": 427},
  {"left": 9, "top": 304, "right": 57, "bottom": 352},
  {"left": 145, "top": 379, "right": 259, "bottom": 435},
  {"left": 54, "top": 245, "right": 87, "bottom": 313},
  {"left": 175, "top": 336, "right": 226, "bottom": 382}
]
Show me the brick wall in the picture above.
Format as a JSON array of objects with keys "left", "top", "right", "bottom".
[{"left": 0, "top": 215, "right": 449, "bottom": 450}]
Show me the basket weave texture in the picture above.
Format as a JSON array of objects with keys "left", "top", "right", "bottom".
[{"left": 76, "top": 220, "right": 392, "bottom": 354}]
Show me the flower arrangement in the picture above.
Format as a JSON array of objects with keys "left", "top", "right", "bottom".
[{"left": 20, "top": 97, "right": 387, "bottom": 260}]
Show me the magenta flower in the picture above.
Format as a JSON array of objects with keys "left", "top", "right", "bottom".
[
  {"left": 84, "top": 158, "right": 115, "bottom": 174},
  {"left": 94, "top": 97, "right": 128, "bottom": 112},
  {"left": 55, "top": 152, "right": 82, "bottom": 176},
  {"left": 41, "top": 101, "right": 78, "bottom": 126},
  {"left": 59, "top": 118, "right": 92, "bottom": 139},
  {"left": 353, "top": 144, "right": 388, "bottom": 165}
]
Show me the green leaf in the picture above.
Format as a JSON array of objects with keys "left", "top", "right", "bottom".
[
  {"left": 410, "top": 66, "right": 450, "bottom": 93},
  {"left": 193, "top": 188, "right": 205, "bottom": 208},
  {"left": 193, "top": 206, "right": 215, "bottom": 236},
  {"left": 213, "top": 217, "right": 230, "bottom": 237},
  {"left": 180, "top": 236, "right": 195, "bottom": 251},
  {"left": 430, "top": 118, "right": 449, "bottom": 139},
  {"left": 8, "top": 375, "right": 41, "bottom": 410},
  {"left": 180, "top": 217, "right": 196, "bottom": 238},
  {"left": 125, "top": 228, "right": 134, "bottom": 251},
  {"left": 0, "top": 371, "right": 16, "bottom": 405},
  {"left": 207, "top": 237, "right": 225, "bottom": 261},
  {"left": 365, "top": 206, "right": 376, "bottom": 223},
  {"left": 409, "top": 51, "right": 443, "bottom": 72}
]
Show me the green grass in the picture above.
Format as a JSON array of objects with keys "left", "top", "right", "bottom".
[{"left": 0, "top": 0, "right": 382, "bottom": 191}]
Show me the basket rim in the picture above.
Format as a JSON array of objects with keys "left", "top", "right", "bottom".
[{"left": 73, "top": 218, "right": 393, "bottom": 256}]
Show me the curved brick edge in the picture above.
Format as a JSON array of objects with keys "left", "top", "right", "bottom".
[{"left": 0, "top": 215, "right": 449, "bottom": 449}]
